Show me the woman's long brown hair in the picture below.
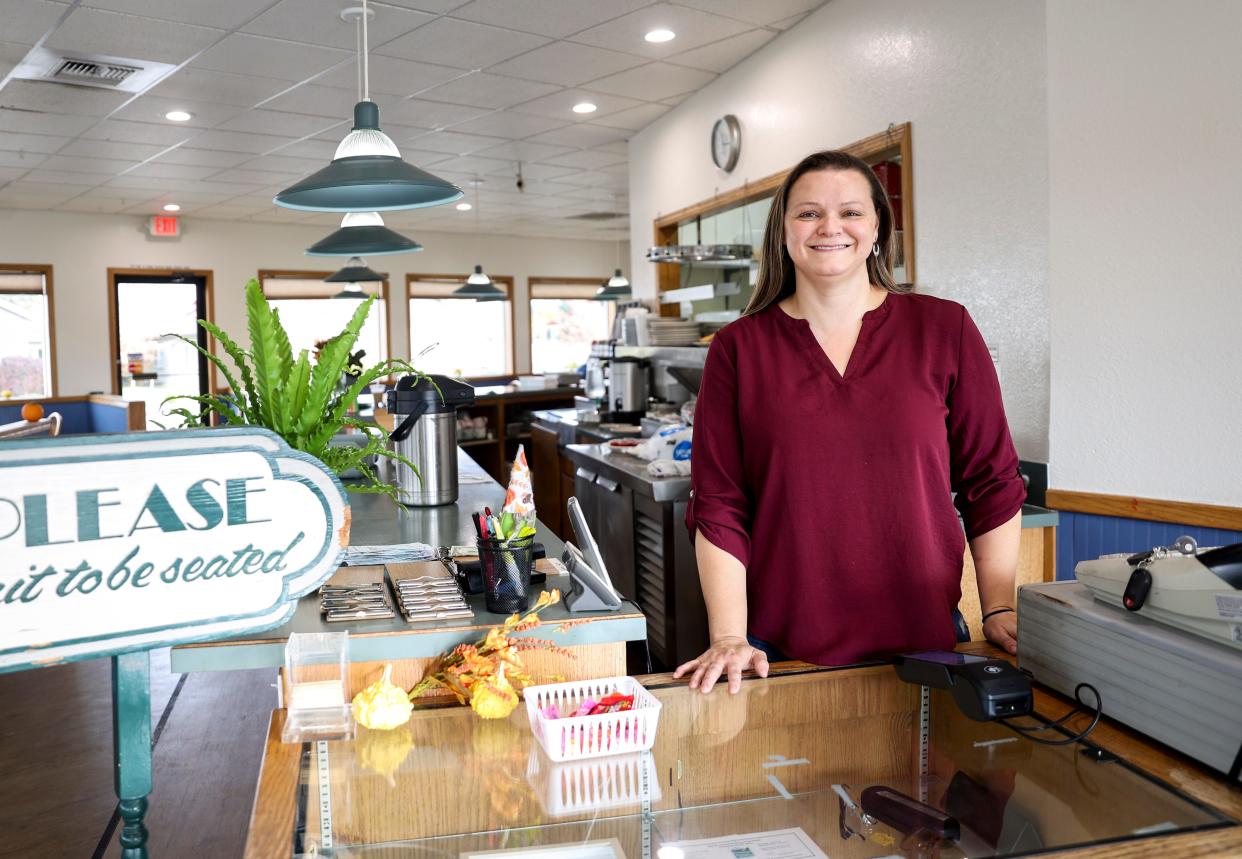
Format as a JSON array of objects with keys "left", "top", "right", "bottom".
[{"left": 745, "top": 150, "right": 911, "bottom": 316}]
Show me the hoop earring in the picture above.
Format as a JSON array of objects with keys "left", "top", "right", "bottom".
[{"left": 872, "top": 243, "right": 880, "bottom": 258}]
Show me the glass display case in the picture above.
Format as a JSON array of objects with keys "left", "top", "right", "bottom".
[{"left": 254, "top": 663, "right": 1238, "bottom": 858}]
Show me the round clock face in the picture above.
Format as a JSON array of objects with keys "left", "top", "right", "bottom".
[{"left": 711, "top": 115, "right": 740, "bottom": 172}]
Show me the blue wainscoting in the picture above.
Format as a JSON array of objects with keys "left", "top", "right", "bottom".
[{"left": 1055, "top": 511, "right": 1242, "bottom": 580}]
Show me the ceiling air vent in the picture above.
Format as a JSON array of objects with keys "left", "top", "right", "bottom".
[
  {"left": 52, "top": 58, "right": 140, "bottom": 87},
  {"left": 12, "top": 47, "right": 176, "bottom": 93}
]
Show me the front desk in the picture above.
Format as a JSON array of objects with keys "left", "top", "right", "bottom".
[{"left": 244, "top": 643, "right": 1242, "bottom": 858}]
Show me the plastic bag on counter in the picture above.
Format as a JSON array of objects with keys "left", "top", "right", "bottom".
[{"left": 634, "top": 424, "right": 691, "bottom": 462}]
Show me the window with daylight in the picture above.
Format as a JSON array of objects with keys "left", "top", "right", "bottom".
[
  {"left": 528, "top": 277, "right": 614, "bottom": 374},
  {"left": 0, "top": 264, "right": 56, "bottom": 398},
  {"left": 259, "top": 271, "right": 389, "bottom": 366},
  {"left": 407, "top": 275, "right": 514, "bottom": 379}
]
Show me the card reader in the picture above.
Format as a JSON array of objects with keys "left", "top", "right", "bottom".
[{"left": 894, "top": 650, "right": 1033, "bottom": 721}]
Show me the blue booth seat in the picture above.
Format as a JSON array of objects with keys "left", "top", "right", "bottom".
[{"left": 0, "top": 395, "right": 145, "bottom": 435}]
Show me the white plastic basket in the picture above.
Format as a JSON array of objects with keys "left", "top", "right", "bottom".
[
  {"left": 526, "top": 748, "right": 662, "bottom": 817},
  {"left": 524, "top": 676, "right": 661, "bottom": 762}
]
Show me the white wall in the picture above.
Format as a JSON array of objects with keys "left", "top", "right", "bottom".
[
  {"left": 0, "top": 209, "right": 623, "bottom": 395},
  {"left": 1046, "top": 0, "right": 1242, "bottom": 505},
  {"left": 630, "top": 0, "right": 1051, "bottom": 460}
]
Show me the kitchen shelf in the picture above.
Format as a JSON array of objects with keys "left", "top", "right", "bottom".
[{"left": 460, "top": 437, "right": 498, "bottom": 447}]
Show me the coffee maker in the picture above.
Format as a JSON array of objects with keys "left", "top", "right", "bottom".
[{"left": 603, "top": 356, "right": 649, "bottom": 424}]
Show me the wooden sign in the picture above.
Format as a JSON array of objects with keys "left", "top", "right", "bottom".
[{"left": 0, "top": 427, "right": 349, "bottom": 673}]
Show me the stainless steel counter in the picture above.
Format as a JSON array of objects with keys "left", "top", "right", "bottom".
[{"left": 170, "top": 448, "right": 645, "bottom": 672}]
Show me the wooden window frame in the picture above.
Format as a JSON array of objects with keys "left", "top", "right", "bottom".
[
  {"left": 406, "top": 273, "right": 517, "bottom": 383},
  {"left": 257, "top": 268, "right": 393, "bottom": 363},
  {"left": 106, "top": 267, "right": 216, "bottom": 396},
  {"left": 526, "top": 276, "right": 616, "bottom": 375},
  {"left": 0, "top": 262, "right": 57, "bottom": 398},
  {"left": 652, "top": 122, "right": 915, "bottom": 315}
]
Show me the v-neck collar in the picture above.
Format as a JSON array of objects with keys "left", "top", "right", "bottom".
[{"left": 771, "top": 292, "right": 893, "bottom": 382}]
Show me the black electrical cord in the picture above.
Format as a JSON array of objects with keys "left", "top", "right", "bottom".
[{"left": 1000, "top": 682, "right": 1102, "bottom": 746}]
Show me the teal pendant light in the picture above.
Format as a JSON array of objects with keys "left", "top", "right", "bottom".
[
  {"left": 325, "top": 256, "right": 382, "bottom": 299},
  {"left": 451, "top": 178, "right": 506, "bottom": 301},
  {"left": 593, "top": 269, "right": 631, "bottom": 301},
  {"left": 306, "top": 212, "right": 423, "bottom": 256},
  {"left": 273, "top": 0, "right": 462, "bottom": 213},
  {"left": 454, "top": 264, "right": 506, "bottom": 301}
]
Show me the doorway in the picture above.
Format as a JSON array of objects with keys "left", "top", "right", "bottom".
[{"left": 107, "top": 269, "right": 214, "bottom": 430}]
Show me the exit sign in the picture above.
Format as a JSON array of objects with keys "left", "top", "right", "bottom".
[{"left": 148, "top": 215, "right": 180, "bottom": 237}]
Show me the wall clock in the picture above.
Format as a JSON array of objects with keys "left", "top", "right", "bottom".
[{"left": 711, "top": 114, "right": 741, "bottom": 172}]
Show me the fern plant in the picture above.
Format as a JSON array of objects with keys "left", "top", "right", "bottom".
[{"left": 162, "top": 278, "right": 420, "bottom": 500}]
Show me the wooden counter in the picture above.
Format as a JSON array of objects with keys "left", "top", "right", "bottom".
[{"left": 245, "top": 643, "right": 1240, "bottom": 858}]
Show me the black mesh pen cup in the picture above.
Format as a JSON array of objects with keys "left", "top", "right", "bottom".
[{"left": 477, "top": 535, "right": 535, "bottom": 614}]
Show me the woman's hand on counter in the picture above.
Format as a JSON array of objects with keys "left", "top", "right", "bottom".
[
  {"left": 673, "top": 636, "right": 770, "bottom": 695},
  {"left": 983, "top": 611, "right": 1018, "bottom": 656}
]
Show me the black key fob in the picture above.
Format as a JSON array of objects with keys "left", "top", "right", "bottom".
[{"left": 1123, "top": 567, "right": 1152, "bottom": 611}]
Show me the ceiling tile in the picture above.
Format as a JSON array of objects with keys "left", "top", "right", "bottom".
[
  {"left": 539, "top": 149, "right": 626, "bottom": 169},
  {"left": 314, "top": 55, "right": 467, "bottom": 97},
  {"left": 0, "top": 41, "right": 27, "bottom": 80},
  {"left": 0, "top": 165, "right": 30, "bottom": 182},
  {"left": 570, "top": 3, "right": 752, "bottom": 58},
  {"left": 105, "top": 176, "right": 261, "bottom": 195},
  {"left": 111, "top": 95, "right": 246, "bottom": 128},
  {"left": 259, "top": 83, "right": 357, "bottom": 119},
  {"left": 450, "top": 0, "right": 656, "bottom": 39},
  {"left": 666, "top": 28, "right": 777, "bottom": 73},
  {"left": 526, "top": 123, "right": 628, "bottom": 148},
  {"left": 0, "top": 182, "right": 83, "bottom": 205},
  {"left": 589, "top": 101, "right": 668, "bottom": 130},
  {"left": 660, "top": 93, "right": 687, "bottom": 106},
  {"left": 510, "top": 89, "right": 644, "bottom": 121},
  {"left": 40, "top": 153, "right": 141, "bottom": 174},
  {"left": 150, "top": 146, "right": 254, "bottom": 168},
  {"left": 0, "top": 149, "right": 48, "bottom": 169},
  {"left": 47, "top": 7, "right": 224, "bottom": 66},
  {"left": 474, "top": 139, "right": 571, "bottom": 162},
  {"left": 60, "top": 137, "right": 167, "bottom": 160},
  {"left": 190, "top": 129, "right": 292, "bottom": 154},
  {"left": 208, "top": 167, "right": 301, "bottom": 185},
  {"left": 674, "top": 0, "right": 825, "bottom": 27},
  {"left": 375, "top": 17, "right": 549, "bottom": 70},
  {"left": 400, "top": 129, "right": 508, "bottom": 155},
  {"left": 236, "top": 153, "right": 326, "bottom": 174},
  {"left": 770, "top": 11, "right": 811, "bottom": 30},
  {"left": 0, "top": 0, "right": 68, "bottom": 47},
  {"left": 56, "top": 197, "right": 129, "bottom": 213},
  {"left": 419, "top": 73, "right": 560, "bottom": 110},
  {"left": 486, "top": 161, "right": 576, "bottom": 182},
  {"left": 147, "top": 67, "right": 292, "bottom": 108},
  {"left": 191, "top": 203, "right": 275, "bottom": 218},
  {"left": 450, "top": 111, "right": 566, "bottom": 139},
  {"left": 0, "top": 130, "right": 69, "bottom": 154},
  {"left": 268, "top": 137, "right": 339, "bottom": 160},
  {"left": 587, "top": 62, "right": 714, "bottom": 101},
  {"left": 82, "top": 0, "right": 276, "bottom": 30},
  {"left": 243, "top": 0, "right": 433, "bottom": 50},
  {"left": 425, "top": 153, "right": 516, "bottom": 177},
  {"left": 83, "top": 119, "right": 198, "bottom": 145},
  {"left": 596, "top": 139, "right": 628, "bottom": 155},
  {"left": 217, "top": 109, "right": 343, "bottom": 138},
  {"left": 190, "top": 34, "right": 352, "bottom": 82},
  {"left": 0, "top": 107, "right": 95, "bottom": 137},
  {"left": 22, "top": 168, "right": 108, "bottom": 186},
  {"left": 487, "top": 41, "right": 645, "bottom": 87},
  {"left": 379, "top": 98, "right": 490, "bottom": 131},
  {"left": 123, "top": 161, "right": 219, "bottom": 180},
  {"left": 0, "top": 80, "right": 129, "bottom": 116}
]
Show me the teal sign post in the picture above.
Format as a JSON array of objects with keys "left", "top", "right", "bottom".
[{"left": 0, "top": 427, "right": 349, "bottom": 857}]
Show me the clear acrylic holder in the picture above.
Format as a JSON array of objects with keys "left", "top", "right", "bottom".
[{"left": 281, "top": 631, "right": 353, "bottom": 744}]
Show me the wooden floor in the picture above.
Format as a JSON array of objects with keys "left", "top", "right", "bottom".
[{"left": 0, "top": 650, "right": 276, "bottom": 859}]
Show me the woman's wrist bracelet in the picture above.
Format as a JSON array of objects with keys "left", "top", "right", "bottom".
[{"left": 981, "top": 607, "right": 1015, "bottom": 623}]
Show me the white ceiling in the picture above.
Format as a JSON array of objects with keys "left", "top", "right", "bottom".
[{"left": 0, "top": 0, "right": 826, "bottom": 241}]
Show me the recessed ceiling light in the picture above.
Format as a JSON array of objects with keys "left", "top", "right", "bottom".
[
  {"left": 456, "top": 202, "right": 472, "bottom": 211},
  {"left": 572, "top": 102, "right": 598, "bottom": 114},
  {"left": 162, "top": 203, "right": 181, "bottom": 212},
  {"left": 644, "top": 29, "right": 675, "bottom": 43},
  {"left": 164, "top": 110, "right": 193, "bottom": 122}
]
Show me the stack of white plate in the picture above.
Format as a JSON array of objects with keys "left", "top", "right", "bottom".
[{"left": 646, "top": 319, "right": 702, "bottom": 346}]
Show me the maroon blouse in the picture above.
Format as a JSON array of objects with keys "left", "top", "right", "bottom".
[{"left": 686, "top": 293, "right": 1025, "bottom": 665}]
